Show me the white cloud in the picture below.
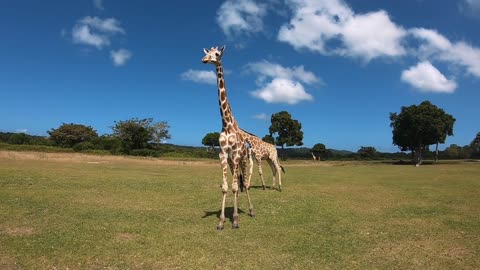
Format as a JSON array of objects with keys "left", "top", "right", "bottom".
[
  {"left": 110, "top": 49, "right": 132, "bottom": 66},
  {"left": 246, "top": 60, "right": 320, "bottom": 84},
  {"left": 459, "top": 0, "right": 480, "bottom": 18},
  {"left": 72, "top": 25, "right": 110, "bottom": 48},
  {"left": 253, "top": 113, "right": 268, "bottom": 120},
  {"left": 94, "top": 0, "right": 104, "bottom": 10},
  {"left": 79, "top": 16, "right": 124, "bottom": 34},
  {"left": 410, "top": 28, "right": 480, "bottom": 77},
  {"left": 216, "top": 0, "right": 267, "bottom": 37},
  {"left": 247, "top": 61, "right": 317, "bottom": 104},
  {"left": 16, "top": 129, "right": 28, "bottom": 133},
  {"left": 72, "top": 16, "right": 125, "bottom": 49},
  {"left": 181, "top": 69, "right": 217, "bottom": 85},
  {"left": 278, "top": 0, "right": 406, "bottom": 61},
  {"left": 401, "top": 61, "right": 457, "bottom": 93},
  {"left": 252, "top": 78, "right": 313, "bottom": 104}
]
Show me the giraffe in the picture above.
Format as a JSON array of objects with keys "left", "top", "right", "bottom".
[
  {"left": 239, "top": 129, "right": 285, "bottom": 191},
  {"left": 202, "top": 46, "right": 255, "bottom": 230}
]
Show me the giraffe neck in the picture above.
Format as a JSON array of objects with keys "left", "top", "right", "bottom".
[{"left": 216, "top": 62, "right": 238, "bottom": 132}]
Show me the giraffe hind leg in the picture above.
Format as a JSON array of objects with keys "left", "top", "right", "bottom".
[{"left": 257, "top": 158, "right": 266, "bottom": 190}]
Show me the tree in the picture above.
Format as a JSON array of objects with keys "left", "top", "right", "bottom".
[
  {"left": 48, "top": 123, "right": 98, "bottom": 148},
  {"left": 262, "top": 134, "right": 275, "bottom": 144},
  {"left": 202, "top": 132, "right": 220, "bottom": 152},
  {"left": 470, "top": 132, "right": 480, "bottom": 158},
  {"left": 151, "top": 121, "right": 172, "bottom": 147},
  {"left": 269, "top": 111, "right": 304, "bottom": 160},
  {"left": 111, "top": 118, "right": 171, "bottom": 152},
  {"left": 389, "top": 101, "right": 455, "bottom": 166},
  {"left": 357, "top": 146, "right": 378, "bottom": 159},
  {"left": 311, "top": 143, "right": 326, "bottom": 161},
  {"left": 8, "top": 133, "right": 30, "bottom": 145}
]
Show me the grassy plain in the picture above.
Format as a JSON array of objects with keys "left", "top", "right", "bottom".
[{"left": 0, "top": 151, "right": 479, "bottom": 269}]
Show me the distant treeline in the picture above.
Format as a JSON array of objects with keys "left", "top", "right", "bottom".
[{"left": 1, "top": 132, "right": 477, "bottom": 160}]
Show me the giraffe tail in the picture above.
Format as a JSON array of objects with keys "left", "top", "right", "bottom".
[{"left": 280, "top": 165, "right": 285, "bottom": 174}]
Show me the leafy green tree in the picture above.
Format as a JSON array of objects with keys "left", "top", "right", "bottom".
[
  {"left": 311, "top": 143, "right": 326, "bottom": 160},
  {"left": 357, "top": 146, "right": 378, "bottom": 159},
  {"left": 390, "top": 101, "right": 455, "bottom": 166},
  {"left": 48, "top": 123, "right": 98, "bottom": 148},
  {"left": 202, "top": 132, "right": 220, "bottom": 152},
  {"left": 269, "top": 111, "right": 304, "bottom": 160},
  {"left": 470, "top": 132, "right": 480, "bottom": 158},
  {"left": 111, "top": 118, "right": 171, "bottom": 153},
  {"left": 7, "top": 133, "right": 30, "bottom": 145},
  {"left": 112, "top": 118, "right": 151, "bottom": 152},
  {"left": 262, "top": 134, "right": 275, "bottom": 144}
]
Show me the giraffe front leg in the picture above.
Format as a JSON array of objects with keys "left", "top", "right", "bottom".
[
  {"left": 217, "top": 152, "right": 229, "bottom": 230},
  {"left": 257, "top": 158, "right": 266, "bottom": 190},
  {"left": 247, "top": 149, "right": 254, "bottom": 190},
  {"left": 231, "top": 162, "right": 240, "bottom": 229}
]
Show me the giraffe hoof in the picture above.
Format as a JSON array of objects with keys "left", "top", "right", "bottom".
[
  {"left": 249, "top": 211, "right": 256, "bottom": 218},
  {"left": 232, "top": 223, "right": 240, "bottom": 229},
  {"left": 216, "top": 225, "right": 224, "bottom": 231}
]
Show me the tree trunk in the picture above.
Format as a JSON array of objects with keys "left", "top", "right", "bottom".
[
  {"left": 415, "top": 145, "right": 423, "bottom": 167},
  {"left": 435, "top": 142, "right": 439, "bottom": 162}
]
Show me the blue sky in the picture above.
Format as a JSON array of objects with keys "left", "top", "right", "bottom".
[{"left": 1, "top": 0, "right": 479, "bottom": 152}]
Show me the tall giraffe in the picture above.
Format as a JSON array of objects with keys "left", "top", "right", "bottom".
[
  {"left": 239, "top": 129, "right": 285, "bottom": 191},
  {"left": 202, "top": 46, "right": 255, "bottom": 230}
]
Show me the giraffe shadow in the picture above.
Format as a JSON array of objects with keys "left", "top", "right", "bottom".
[
  {"left": 202, "top": 207, "right": 246, "bottom": 223},
  {"left": 249, "top": 185, "right": 282, "bottom": 192}
]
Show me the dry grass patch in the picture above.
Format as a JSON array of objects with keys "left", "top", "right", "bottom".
[{"left": 3, "top": 226, "right": 35, "bottom": 236}]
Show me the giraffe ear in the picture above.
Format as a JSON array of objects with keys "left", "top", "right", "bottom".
[
  {"left": 220, "top": 45, "right": 226, "bottom": 54},
  {"left": 203, "top": 48, "right": 209, "bottom": 54}
]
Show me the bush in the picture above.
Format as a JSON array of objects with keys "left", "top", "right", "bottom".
[
  {"left": 130, "top": 149, "right": 161, "bottom": 157},
  {"left": 73, "top": 142, "right": 95, "bottom": 152}
]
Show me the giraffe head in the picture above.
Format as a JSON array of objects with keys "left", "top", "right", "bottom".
[{"left": 202, "top": 46, "right": 225, "bottom": 64}]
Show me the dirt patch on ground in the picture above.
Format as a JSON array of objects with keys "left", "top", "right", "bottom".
[
  {"left": 0, "top": 150, "right": 217, "bottom": 167},
  {"left": 114, "top": 232, "right": 139, "bottom": 242},
  {"left": 3, "top": 226, "right": 35, "bottom": 236}
]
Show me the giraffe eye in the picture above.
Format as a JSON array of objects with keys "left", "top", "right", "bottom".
[{"left": 215, "top": 52, "right": 220, "bottom": 56}]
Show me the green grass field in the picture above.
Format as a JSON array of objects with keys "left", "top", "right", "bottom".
[{"left": 1, "top": 151, "right": 479, "bottom": 269}]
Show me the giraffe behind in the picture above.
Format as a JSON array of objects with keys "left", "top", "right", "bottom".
[{"left": 239, "top": 129, "right": 285, "bottom": 191}]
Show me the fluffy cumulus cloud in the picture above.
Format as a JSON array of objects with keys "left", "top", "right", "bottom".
[
  {"left": 278, "top": 0, "right": 406, "bottom": 61},
  {"left": 71, "top": 16, "right": 133, "bottom": 66},
  {"left": 110, "top": 49, "right": 132, "bottom": 66},
  {"left": 216, "top": 0, "right": 267, "bottom": 37},
  {"left": 181, "top": 69, "right": 217, "bottom": 85},
  {"left": 247, "top": 61, "right": 318, "bottom": 104},
  {"left": 410, "top": 28, "right": 480, "bottom": 78},
  {"left": 401, "top": 61, "right": 457, "bottom": 93},
  {"left": 72, "top": 16, "right": 125, "bottom": 49}
]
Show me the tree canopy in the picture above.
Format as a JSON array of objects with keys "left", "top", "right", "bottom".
[
  {"left": 311, "top": 143, "right": 326, "bottom": 160},
  {"left": 389, "top": 101, "right": 455, "bottom": 165},
  {"left": 269, "top": 111, "right": 304, "bottom": 148},
  {"left": 357, "top": 146, "right": 378, "bottom": 159},
  {"left": 48, "top": 123, "right": 98, "bottom": 148},
  {"left": 111, "top": 118, "right": 170, "bottom": 152},
  {"left": 262, "top": 134, "right": 275, "bottom": 144},
  {"left": 202, "top": 132, "right": 220, "bottom": 152},
  {"left": 470, "top": 132, "right": 480, "bottom": 158}
]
